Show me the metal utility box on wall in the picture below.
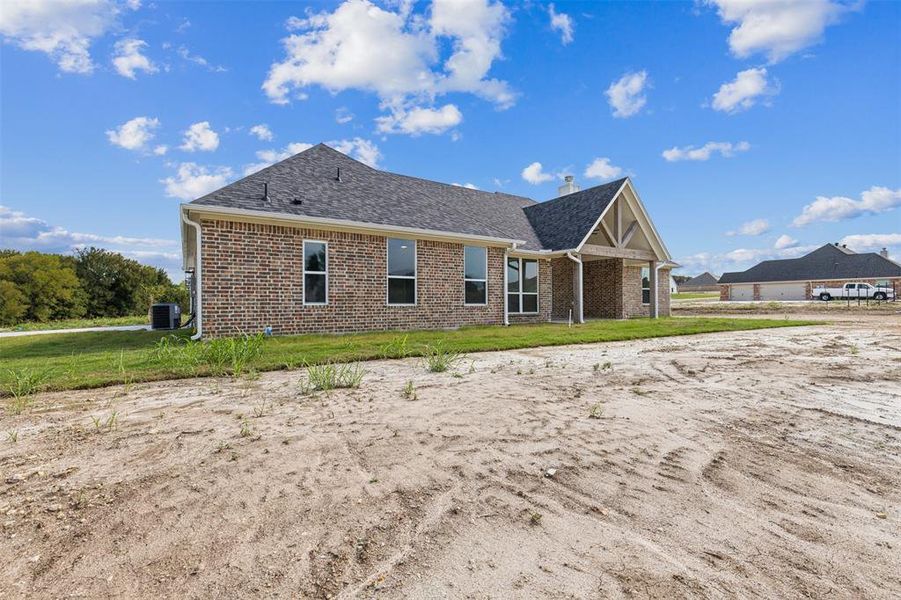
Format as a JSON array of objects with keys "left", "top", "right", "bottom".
[{"left": 151, "top": 303, "right": 181, "bottom": 330}]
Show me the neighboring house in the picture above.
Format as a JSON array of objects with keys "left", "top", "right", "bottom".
[
  {"left": 670, "top": 276, "right": 679, "bottom": 294},
  {"left": 679, "top": 272, "right": 720, "bottom": 292},
  {"left": 719, "top": 243, "right": 901, "bottom": 301},
  {"left": 180, "top": 144, "right": 675, "bottom": 338}
]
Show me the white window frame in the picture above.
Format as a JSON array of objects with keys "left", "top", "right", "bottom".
[
  {"left": 641, "top": 266, "right": 650, "bottom": 306},
  {"left": 386, "top": 238, "right": 417, "bottom": 306},
  {"left": 463, "top": 245, "right": 488, "bottom": 306},
  {"left": 302, "top": 239, "right": 329, "bottom": 306},
  {"left": 507, "top": 257, "right": 539, "bottom": 314}
]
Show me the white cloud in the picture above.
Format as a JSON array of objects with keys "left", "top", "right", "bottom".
[
  {"left": 605, "top": 70, "right": 649, "bottom": 118},
  {"left": 583, "top": 157, "right": 623, "bottom": 181},
  {"left": 548, "top": 4, "right": 574, "bottom": 45},
  {"left": 161, "top": 163, "right": 234, "bottom": 200},
  {"left": 249, "top": 124, "right": 274, "bottom": 141},
  {"left": 106, "top": 116, "right": 160, "bottom": 152},
  {"left": 0, "top": 205, "right": 181, "bottom": 276},
  {"left": 153, "top": 145, "right": 168, "bottom": 156},
  {"left": 375, "top": 104, "right": 462, "bottom": 136},
  {"left": 328, "top": 138, "right": 381, "bottom": 168},
  {"left": 243, "top": 138, "right": 381, "bottom": 175},
  {"left": 662, "top": 140, "right": 750, "bottom": 162},
  {"left": 112, "top": 38, "right": 157, "bottom": 79},
  {"left": 452, "top": 182, "right": 479, "bottom": 190},
  {"left": 335, "top": 107, "right": 354, "bottom": 124},
  {"left": 726, "top": 218, "right": 770, "bottom": 237},
  {"left": 0, "top": 0, "right": 120, "bottom": 74},
  {"left": 705, "top": 0, "right": 852, "bottom": 63},
  {"left": 793, "top": 186, "right": 901, "bottom": 226},
  {"left": 711, "top": 67, "right": 778, "bottom": 113},
  {"left": 521, "top": 162, "right": 555, "bottom": 185},
  {"left": 179, "top": 121, "right": 220, "bottom": 152},
  {"left": 176, "top": 45, "right": 227, "bottom": 72},
  {"left": 840, "top": 233, "right": 901, "bottom": 253},
  {"left": 262, "top": 0, "right": 514, "bottom": 132},
  {"left": 243, "top": 142, "right": 315, "bottom": 176},
  {"left": 678, "top": 243, "right": 818, "bottom": 274},
  {"left": 774, "top": 234, "right": 798, "bottom": 249}
]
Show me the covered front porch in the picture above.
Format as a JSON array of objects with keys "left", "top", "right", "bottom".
[{"left": 547, "top": 180, "right": 673, "bottom": 322}]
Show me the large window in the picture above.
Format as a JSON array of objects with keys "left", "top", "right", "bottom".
[
  {"left": 464, "top": 246, "right": 487, "bottom": 305},
  {"left": 641, "top": 267, "right": 650, "bottom": 305},
  {"left": 387, "top": 238, "right": 416, "bottom": 305},
  {"left": 507, "top": 257, "right": 538, "bottom": 313},
  {"left": 303, "top": 240, "right": 328, "bottom": 305}
]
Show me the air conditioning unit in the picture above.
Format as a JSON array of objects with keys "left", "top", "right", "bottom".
[{"left": 151, "top": 303, "right": 181, "bottom": 330}]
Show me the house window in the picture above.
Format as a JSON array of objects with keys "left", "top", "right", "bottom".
[
  {"left": 641, "top": 267, "right": 650, "bottom": 305},
  {"left": 303, "top": 240, "right": 328, "bottom": 305},
  {"left": 387, "top": 238, "right": 416, "bottom": 305},
  {"left": 464, "top": 246, "right": 488, "bottom": 305},
  {"left": 507, "top": 257, "right": 538, "bottom": 313}
]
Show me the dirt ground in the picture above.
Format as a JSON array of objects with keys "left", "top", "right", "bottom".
[{"left": 2, "top": 316, "right": 900, "bottom": 599}]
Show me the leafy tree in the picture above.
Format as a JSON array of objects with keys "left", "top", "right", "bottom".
[
  {"left": 0, "top": 252, "right": 86, "bottom": 322},
  {"left": 672, "top": 275, "right": 692, "bottom": 284},
  {"left": 74, "top": 247, "right": 185, "bottom": 317},
  {"left": 0, "top": 280, "right": 27, "bottom": 326}
]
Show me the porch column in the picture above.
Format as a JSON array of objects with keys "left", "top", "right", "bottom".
[
  {"left": 571, "top": 254, "right": 584, "bottom": 324},
  {"left": 649, "top": 260, "right": 658, "bottom": 319}
]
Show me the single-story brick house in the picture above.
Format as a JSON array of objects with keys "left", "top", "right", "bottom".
[
  {"left": 180, "top": 144, "right": 675, "bottom": 338},
  {"left": 678, "top": 271, "right": 720, "bottom": 292},
  {"left": 719, "top": 243, "right": 901, "bottom": 301}
]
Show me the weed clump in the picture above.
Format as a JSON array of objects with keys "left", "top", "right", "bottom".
[
  {"left": 4, "top": 368, "right": 51, "bottom": 414},
  {"left": 301, "top": 362, "right": 366, "bottom": 394},
  {"left": 421, "top": 343, "right": 464, "bottom": 373}
]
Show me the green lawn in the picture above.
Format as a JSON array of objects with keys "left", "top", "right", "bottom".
[
  {"left": 0, "top": 317, "right": 818, "bottom": 396},
  {"left": 0, "top": 315, "right": 148, "bottom": 333},
  {"left": 672, "top": 292, "right": 720, "bottom": 301}
]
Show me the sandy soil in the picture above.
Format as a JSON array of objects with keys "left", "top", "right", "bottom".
[{"left": 2, "top": 317, "right": 901, "bottom": 599}]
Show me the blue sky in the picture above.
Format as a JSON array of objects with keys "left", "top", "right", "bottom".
[{"left": 1, "top": 0, "right": 899, "bottom": 279}]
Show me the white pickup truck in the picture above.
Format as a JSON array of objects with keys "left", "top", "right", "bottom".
[{"left": 813, "top": 282, "right": 894, "bottom": 301}]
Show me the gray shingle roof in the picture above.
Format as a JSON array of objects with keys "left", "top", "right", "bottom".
[
  {"left": 681, "top": 272, "right": 719, "bottom": 287},
  {"left": 522, "top": 178, "right": 626, "bottom": 251},
  {"left": 719, "top": 244, "right": 901, "bottom": 284},
  {"left": 189, "top": 143, "right": 622, "bottom": 251}
]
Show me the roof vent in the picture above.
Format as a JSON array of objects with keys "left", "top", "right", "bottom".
[
  {"left": 557, "top": 175, "right": 580, "bottom": 197},
  {"left": 263, "top": 182, "right": 271, "bottom": 202},
  {"left": 336, "top": 167, "right": 342, "bottom": 182},
  {"left": 881, "top": 247, "right": 889, "bottom": 258}
]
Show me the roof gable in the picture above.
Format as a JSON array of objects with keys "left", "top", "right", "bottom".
[{"left": 522, "top": 178, "right": 626, "bottom": 251}]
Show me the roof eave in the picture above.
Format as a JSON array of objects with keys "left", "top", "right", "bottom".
[{"left": 181, "top": 203, "right": 526, "bottom": 247}]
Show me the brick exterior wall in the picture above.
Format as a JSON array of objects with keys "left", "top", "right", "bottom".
[
  {"left": 551, "top": 258, "right": 671, "bottom": 320},
  {"left": 200, "top": 218, "right": 561, "bottom": 337},
  {"left": 550, "top": 257, "right": 574, "bottom": 321}
]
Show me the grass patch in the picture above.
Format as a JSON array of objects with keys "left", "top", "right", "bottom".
[
  {"left": 0, "top": 315, "right": 148, "bottom": 333},
  {"left": 0, "top": 317, "right": 819, "bottom": 395},
  {"left": 672, "top": 292, "right": 720, "bottom": 301}
]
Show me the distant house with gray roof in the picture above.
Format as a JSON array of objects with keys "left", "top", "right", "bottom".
[
  {"left": 679, "top": 272, "right": 720, "bottom": 292},
  {"left": 719, "top": 243, "right": 901, "bottom": 301},
  {"left": 180, "top": 144, "right": 676, "bottom": 337}
]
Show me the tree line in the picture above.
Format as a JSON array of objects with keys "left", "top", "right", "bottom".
[{"left": 0, "top": 248, "right": 188, "bottom": 326}]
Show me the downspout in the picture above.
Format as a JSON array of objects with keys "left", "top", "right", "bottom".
[
  {"left": 566, "top": 252, "right": 583, "bottom": 324},
  {"left": 181, "top": 209, "right": 203, "bottom": 340},
  {"left": 503, "top": 244, "right": 515, "bottom": 326}
]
